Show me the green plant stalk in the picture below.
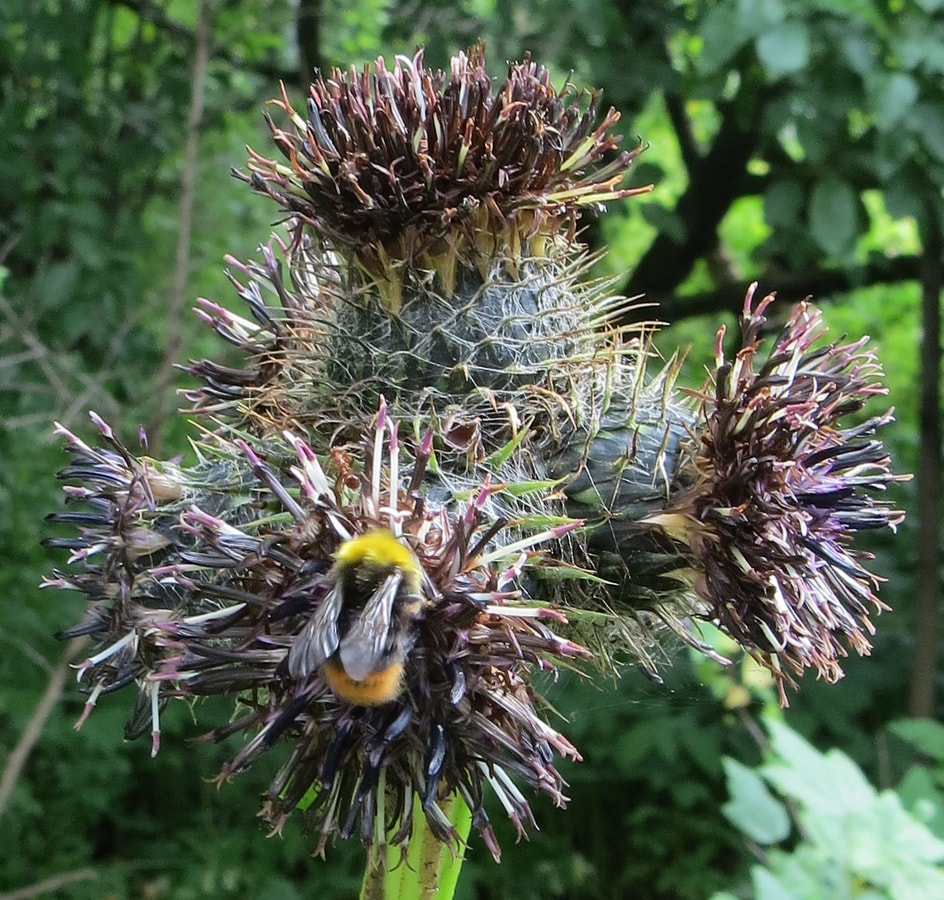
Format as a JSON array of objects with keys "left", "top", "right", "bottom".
[{"left": 359, "top": 793, "right": 473, "bottom": 900}]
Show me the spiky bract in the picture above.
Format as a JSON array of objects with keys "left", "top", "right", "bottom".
[
  {"left": 184, "top": 230, "right": 701, "bottom": 667},
  {"left": 188, "top": 49, "right": 696, "bottom": 648}
]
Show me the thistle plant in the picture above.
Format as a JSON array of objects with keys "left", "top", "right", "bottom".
[{"left": 44, "top": 46, "right": 905, "bottom": 897}]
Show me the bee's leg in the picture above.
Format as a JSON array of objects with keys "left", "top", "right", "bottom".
[
  {"left": 422, "top": 722, "right": 447, "bottom": 810},
  {"left": 366, "top": 702, "right": 413, "bottom": 766},
  {"left": 321, "top": 709, "right": 358, "bottom": 791},
  {"left": 341, "top": 735, "right": 381, "bottom": 841},
  {"left": 260, "top": 691, "right": 310, "bottom": 750}
]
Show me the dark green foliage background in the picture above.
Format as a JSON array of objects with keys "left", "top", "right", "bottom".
[{"left": 0, "top": 1, "right": 936, "bottom": 897}]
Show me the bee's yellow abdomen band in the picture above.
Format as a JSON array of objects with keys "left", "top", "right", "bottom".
[{"left": 322, "top": 657, "right": 404, "bottom": 707}]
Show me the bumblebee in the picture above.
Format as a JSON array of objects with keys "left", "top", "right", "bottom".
[{"left": 288, "top": 529, "right": 425, "bottom": 706}]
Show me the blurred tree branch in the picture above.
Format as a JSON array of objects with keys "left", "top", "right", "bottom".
[
  {"left": 109, "top": 0, "right": 299, "bottom": 84},
  {"left": 0, "top": 867, "right": 98, "bottom": 900},
  {"left": 0, "top": 639, "right": 87, "bottom": 821},
  {"left": 619, "top": 66, "right": 768, "bottom": 322},
  {"left": 296, "top": 0, "right": 323, "bottom": 83},
  {"left": 149, "top": 0, "right": 214, "bottom": 452},
  {"left": 649, "top": 255, "right": 922, "bottom": 320}
]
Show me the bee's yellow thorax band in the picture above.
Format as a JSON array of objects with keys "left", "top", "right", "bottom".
[
  {"left": 334, "top": 529, "right": 419, "bottom": 575},
  {"left": 322, "top": 657, "right": 404, "bottom": 706}
]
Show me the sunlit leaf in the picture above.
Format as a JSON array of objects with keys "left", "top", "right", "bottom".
[
  {"left": 890, "top": 718, "right": 944, "bottom": 761},
  {"left": 808, "top": 176, "right": 860, "bottom": 256},
  {"left": 872, "top": 72, "right": 919, "bottom": 131},
  {"left": 721, "top": 757, "right": 791, "bottom": 845},
  {"left": 756, "top": 21, "right": 810, "bottom": 79}
]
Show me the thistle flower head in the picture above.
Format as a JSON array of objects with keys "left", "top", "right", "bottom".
[
  {"left": 242, "top": 45, "right": 648, "bottom": 309},
  {"left": 46, "top": 404, "right": 588, "bottom": 858},
  {"left": 649, "top": 285, "right": 905, "bottom": 701}
]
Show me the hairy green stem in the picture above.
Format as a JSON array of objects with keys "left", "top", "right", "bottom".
[{"left": 359, "top": 793, "right": 472, "bottom": 900}]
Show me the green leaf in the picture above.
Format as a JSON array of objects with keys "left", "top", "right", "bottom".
[
  {"left": 500, "top": 479, "right": 559, "bottom": 497},
  {"left": 764, "top": 179, "right": 804, "bottom": 228},
  {"left": 756, "top": 21, "right": 810, "bottom": 79},
  {"left": 808, "top": 176, "right": 860, "bottom": 257},
  {"left": 533, "top": 564, "right": 612, "bottom": 585},
  {"left": 766, "top": 843, "right": 850, "bottom": 898},
  {"left": 697, "top": 5, "right": 753, "bottom": 74},
  {"left": 893, "top": 14, "right": 944, "bottom": 72},
  {"left": 875, "top": 129, "right": 919, "bottom": 182},
  {"left": 793, "top": 807, "right": 850, "bottom": 865},
  {"left": 912, "top": 101, "right": 944, "bottom": 163},
  {"left": 614, "top": 723, "right": 658, "bottom": 773},
  {"left": 842, "top": 33, "right": 879, "bottom": 77},
  {"left": 843, "top": 791, "right": 944, "bottom": 898},
  {"left": 737, "top": 0, "right": 787, "bottom": 32},
  {"left": 890, "top": 718, "right": 944, "bottom": 761},
  {"left": 872, "top": 73, "right": 920, "bottom": 132},
  {"left": 874, "top": 790, "right": 944, "bottom": 865},
  {"left": 256, "top": 880, "right": 303, "bottom": 900},
  {"left": 37, "top": 258, "right": 80, "bottom": 312},
  {"left": 679, "top": 722, "right": 724, "bottom": 778},
  {"left": 762, "top": 718, "right": 875, "bottom": 817},
  {"left": 791, "top": 115, "right": 830, "bottom": 165},
  {"left": 695, "top": 0, "right": 791, "bottom": 83},
  {"left": 898, "top": 766, "right": 944, "bottom": 837},
  {"left": 485, "top": 425, "right": 532, "bottom": 469},
  {"left": 752, "top": 720, "right": 944, "bottom": 900},
  {"left": 889, "top": 866, "right": 944, "bottom": 900},
  {"left": 751, "top": 865, "right": 799, "bottom": 900},
  {"left": 721, "top": 757, "right": 791, "bottom": 845}
]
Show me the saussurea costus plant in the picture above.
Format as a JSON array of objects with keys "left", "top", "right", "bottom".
[{"left": 44, "top": 45, "right": 906, "bottom": 898}]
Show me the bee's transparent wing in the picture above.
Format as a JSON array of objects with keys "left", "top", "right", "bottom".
[
  {"left": 337, "top": 571, "right": 401, "bottom": 681},
  {"left": 288, "top": 585, "right": 343, "bottom": 678}
]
